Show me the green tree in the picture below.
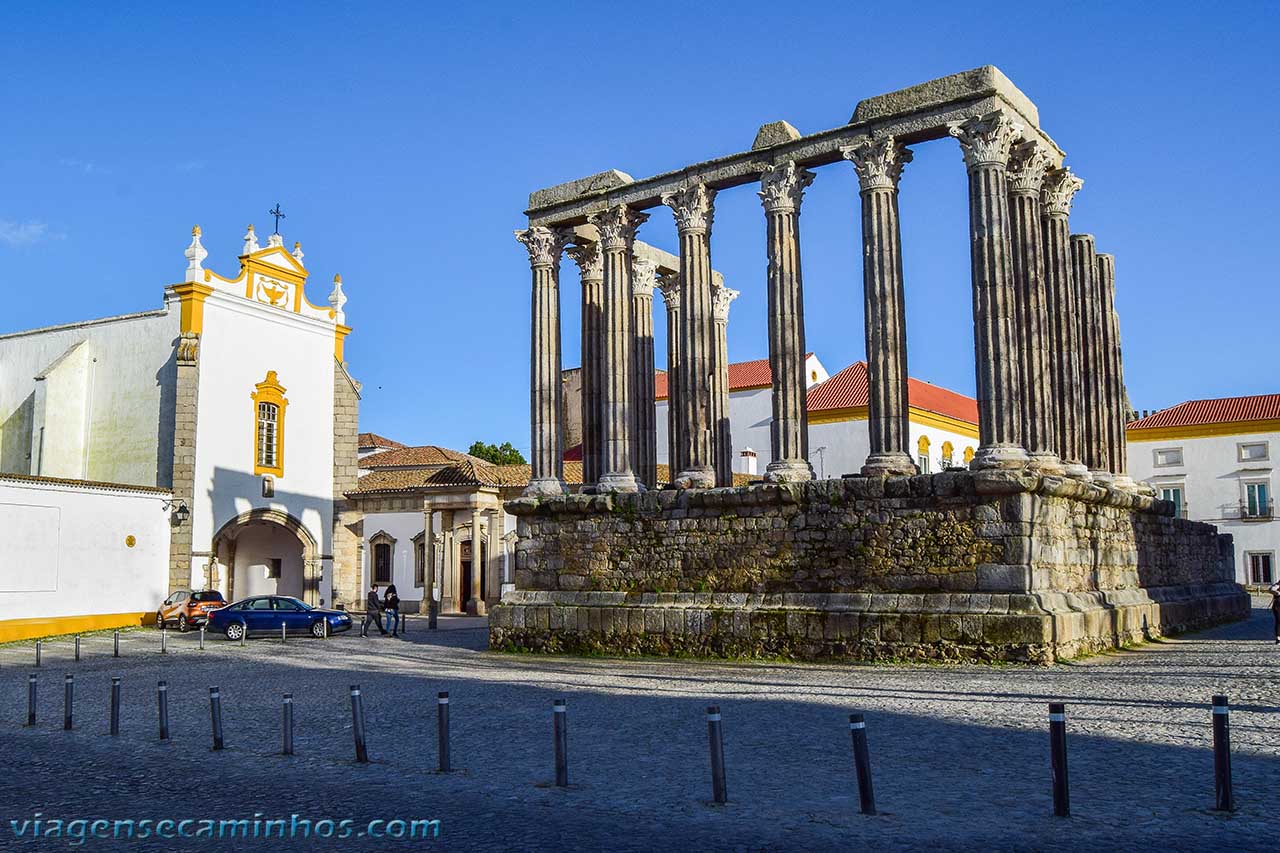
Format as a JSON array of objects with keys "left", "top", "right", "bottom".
[{"left": 468, "top": 441, "right": 527, "bottom": 465}]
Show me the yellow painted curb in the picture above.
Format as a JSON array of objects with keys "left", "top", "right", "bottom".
[{"left": 0, "top": 612, "right": 154, "bottom": 643}]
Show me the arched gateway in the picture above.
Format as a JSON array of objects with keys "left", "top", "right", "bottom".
[{"left": 212, "top": 508, "right": 321, "bottom": 606}]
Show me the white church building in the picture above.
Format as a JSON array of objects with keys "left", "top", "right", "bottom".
[{"left": 0, "top": 224, "right": 362, "bottom": 640}]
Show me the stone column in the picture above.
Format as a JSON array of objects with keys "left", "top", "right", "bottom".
[
  {"left": 1040, "top": 168, "right": 1089, "bottom": 480},
  {"left": 758, "top": 160, "right": 816, "bottom": 482},
  {"left": 1006, "top": 141, "right": 1064, "bottom": 475},
  {"left": 657, "top": 274, "right": 683, "bottom": 476},
  {"left": 468, "top": 506, "right": 485, "bottom": 616},
  {"left": 949, "top": 111, "right": 1029, "bottom": 470},
  {"left": 1071, "top": 233, "right": 1109, "bottom": 481},
  {"left": 842, "top": 136, "right": 917, "bottom": 477},
  {"left": 167, "top": 331, "right": 201, "bottom": 593},
  {"left": 440, "top": 510, "right": 455, "bottom": 612},
  {"left": 662, "top": 183, "right": 718, "bottom": 488},
  {"left": 516, "top": 226, "right": 573, "bottom": 496},
  {"left": 568, "top": 242, "right": 605, "bottom": 486},
  {"left": 711, "top": 277, "right": 738, "bottom": 487},
  {"left": 587, "top": 205, "right": 648, "bottom": 492},
  {"left": 423, "top": 505, "right": 438, "bottom": 627},
  {"left": 631, "top": 257, "right": 658, "bottom": 489},
  {"left": 486, "top": 508, "right": 503, "bottom": 606},
  {"left": 1097, "top": 253, "right": 1131, "bottom": 485}
]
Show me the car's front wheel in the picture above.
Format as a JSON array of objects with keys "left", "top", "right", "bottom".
[
  {"left": 178, "top": 614, "right": 189, "bottom": 633},
  {"left": 155, "top": 612, "right": 165, "bottom": 630},
  {"left": 310, "top": 619, "right": 328, "bottom": 639},
  {"left": 225, "top": 622, "right": 246, "bottom": 642}
]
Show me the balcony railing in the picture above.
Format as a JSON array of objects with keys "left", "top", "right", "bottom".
[{"left": 1239, "top": 499, "right": 1274, "bottom": 521}]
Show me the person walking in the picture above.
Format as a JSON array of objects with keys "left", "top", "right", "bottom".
[
  {"left": 1269, "top": 579, "right": 1280, "bottom": 644},
  {"left": 361, "top": 583, "right": 387, "bottom": 637},
  {"left": 383, "top": 584, "right": 402, "bottom": 637}
]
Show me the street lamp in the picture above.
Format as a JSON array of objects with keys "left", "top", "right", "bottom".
[{"left": 163, "top": 499, "right": 190, "bottom": 527}]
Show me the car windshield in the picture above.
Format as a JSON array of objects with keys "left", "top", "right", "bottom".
[{"left": 191, "top": 591, "right": 225, "bottom": 603}]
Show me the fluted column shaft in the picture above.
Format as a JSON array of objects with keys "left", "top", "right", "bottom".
[
  {"left": 950, "top": 112, "right": 1029, "bottom": 469},
  {"left": 759, "top": 161, "right": 815, "bottom": 482},
  {"left": 588, "top": 205, "right": 647, "bottom": 492},
  {"left": 658, "top": 275, "right": 683, "bottom": 476},
  {"left": 569, "top": 243, "right": 605, "bottom": 486},
  {"left": 711, "top": 280, "right": 737, "bottom": 487},
  {"left": 423, "top": 506, "right": 437, "bottom": 626},
  {"left": 1097, "top": 253, "right": 1128, "bottom": 478},
  {"left": 1006, "top": 142, "right": 1063, "bottom": 475},
  {"left": 467, "top": 506, "right": 485, "bottom": 616},
  {"left": 516, "top": 226, "right": 571, "bottom": 495},
  {"left": 662, "top": 183, "right": 717, "bottom": 488},
  {"left": 1040, "top": 168, "right": 1088, "bottom": 479},
  {"left": 1071, "top": 233, "right": 1108, "bottom": 478},
  {"left": 843, "top": 138, "right": 916, "bottom": 476},
  {"left": 631, "top": 259, "right": 658, "bottom": 489}
]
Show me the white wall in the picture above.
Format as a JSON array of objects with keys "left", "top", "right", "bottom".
[
  {"left": 0, "top": 476, "right": 170, "bottom": 621},
  {"left": 192, "top": 291, "right": 336, "bottom": 603},
  {"left": 362, "top": 510, "right": 429, "bottom": 602},
  {"left": 1129, "top": 429, "right": 1279, "bottom": 585}
]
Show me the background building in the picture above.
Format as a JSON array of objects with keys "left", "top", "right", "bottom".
[{"left": 1128, "top": 394, "right": 1279, "bottom": 589}]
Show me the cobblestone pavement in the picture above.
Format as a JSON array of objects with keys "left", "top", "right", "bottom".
[{"left": 0, "top": 605, "right": 1277, "bottom": 852}]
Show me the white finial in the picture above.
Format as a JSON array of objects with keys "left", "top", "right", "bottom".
[
  {"left": 292, "top": 241, "right": 305, "bottom": 265},
  {"left": 184, "top": 225, "right": 208, "bottom": 282},
  {"left": 266, "top": 232, "right": 284, "bottom": 248},
  {"left": 243, "top": 224, "right": 260, "bottom": 254},
  {"left": 328, "top": 273, "right": 347, "bottom": 323}
]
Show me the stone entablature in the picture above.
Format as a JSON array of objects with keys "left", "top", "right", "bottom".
[{"left": 492, "top": 472, "right": 1248, "bottom": 662}]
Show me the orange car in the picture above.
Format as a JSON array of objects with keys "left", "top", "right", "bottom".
[{"left": 155, "top": 589, "right": 227, "bottom": 632}]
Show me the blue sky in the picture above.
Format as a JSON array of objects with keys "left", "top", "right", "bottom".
[{"left": 2, "top": 1, "right": 1277, "bottom": 458}]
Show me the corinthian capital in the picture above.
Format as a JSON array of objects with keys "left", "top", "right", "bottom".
[
  {"left": 515, "top": 225, "right": 572, "bottom": 268},
  {"left": 758, "top": 161, "right": 816, "bottom": 212},
  {"left": 661, "top": 183, "right": 717, "bottom": 234},
  {"left": 948, "top": 110, "right": 1025, "bottom": 171},
  {"left": 657, "top": 273, "right": 680, "bottom": 308},
  {"left": 841, "top": 136, "right": 913, "bottom": 192},
  {"left": 588, "top": 205, "right": 649, "bottom": 250},
  {"left": 566, "top": 242, "right": 603, "bottom": 281},
  {"left": 632, "top": 258, "right": 657, "bottom": 297},
  {"left": 1041, "top": 167, "right": 1085, "bottom": 217},
  {"left": 1006, "top": 141, "right": 1055, "bottom": 196},
  {"left": 711, "top": 281, "right": 739, "bottom": 324}
]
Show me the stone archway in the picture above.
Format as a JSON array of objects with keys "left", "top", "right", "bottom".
[{"left": 212, "top": 508, "right": 321, "bottom": 606}]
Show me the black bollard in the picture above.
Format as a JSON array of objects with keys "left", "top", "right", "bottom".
[
  {"left": 437, "top": 692, "right": 451, "bottom": 772},
  {"left": 113, "top": 630, "right": 120, "bottom": 658},
  {"left": 428, "top": 589, "right": 439, "bottom": 631},
  {"left": 553, "top": 699, "right": 569, "bottom": 787},
  {"left": 1049, "top": 702, "right": 1070, "bottom": 818},
  {"left": 26, "top": 674, "right": 36, "bottom": 726},
  {"left": 350, "top": 685, "right": 369, "bottom": 763},
  {"left": 109, "top": 677, "right": 121, "bottom": 736},
  {"left": 64, "top": 675, "right": 74, "bottom": 731},
  {"left": 281, "top": 623, "right": 287, "bottom": 644},
  {"left": 1212, "top": 695, "right": 1234, "bottom": 812},
  {"left": 849, "top": 713, "right": 877, "bottom": 815},
  {"left": 160, "top": 629, "right": 167, "bottom": 655},
  {"left": 158, "top": 681, "right": 170, "bottom": 741},
  {"left": 75, "top": 636, "right": 81, "bottom": 662},
  {"left": 199, "top": 627, "right": 205, "bottom": 650},
  {"left": 707, "top": 705, "right": 727, "bottom": 804},
  {"left": 209, "top": 687, "right": 224, "bottom": 750},
  {"left": 283, "top": 694, "right": 294, "bottom": 756},
  {"left": 35, "top": 640, "right": 41, "bottom": 668}
]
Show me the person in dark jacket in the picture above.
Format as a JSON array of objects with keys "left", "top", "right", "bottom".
[
  {"left": 1270, "top": 580, "right": 1280, "bottom": 644},
  {"left": 361, "top": 583, "right": 387, "bottom": 637},
  {"left": 383, "top": 584, "right": 402, "bottom": 637}
]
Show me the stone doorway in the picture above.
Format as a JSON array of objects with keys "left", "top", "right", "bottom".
[
  {"left": 459, "top": 540, "right": 486, "bottom": 614},
  {"left": 212, "top": 508, "right": 320, "bottom": 606}
]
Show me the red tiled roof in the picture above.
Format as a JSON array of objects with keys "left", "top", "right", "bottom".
[
  {"left": 655, "top": 355, "right": 813, "bottom": 400},
  {"left": 360, "top": 445, "right": 485, "bottom": 468},
  {"left": 1128, "top": 395, "right": 1280, "bottom": 430},
  {"left": 357, "top": 432, "right": 406, "bottom": 450},
  {"left": 806, "top": 361, "right": 978, "bottom": 424}
]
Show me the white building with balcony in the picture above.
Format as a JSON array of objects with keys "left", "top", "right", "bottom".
[{"left": 1127, "top": 394, "right": 1280, "bottom": 590}]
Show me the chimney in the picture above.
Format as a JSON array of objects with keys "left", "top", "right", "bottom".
[{"left": 739, "top": 447, "right": 758, "bottom": 476}]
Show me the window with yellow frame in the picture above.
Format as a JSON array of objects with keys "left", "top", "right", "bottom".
[{"left": 252, "top": 371, "right": 287, "bottom": 477}]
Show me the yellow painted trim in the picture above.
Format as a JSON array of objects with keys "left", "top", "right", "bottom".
[
  {"left": 335, "top": 324, "right": 352, "bottom": 360},
  {"left": 909, "top": 407, "right": 980, "bottom": 439},
  {"left": 171, "top": 282, "right": 214, "bottom": 334},
  {"left": 808, "top": 405, "right": 869, "bottom": 425},
  {"left": 0, "top": 612, "right": 153, "bottom": 644},
  {"left": 918, "top": 434, "right": 931, "bottom": 454},
  {"left": 252, "top": 371, "right": 288, "bottom": 477},
  {"left": 963, "top": 446, "right": 975, "bottom": 464},
  {"left": 1127, "top": 419, "right": 1280, "bottom": 442}
]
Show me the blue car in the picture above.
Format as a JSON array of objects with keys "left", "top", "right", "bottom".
[{"left": 206, "top": 595, "right": 352, "bottom": 641}]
